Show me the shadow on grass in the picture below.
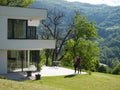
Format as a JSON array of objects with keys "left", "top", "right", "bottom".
[{"left": 64, "top": 74, "right": 76, "bottom": 78}]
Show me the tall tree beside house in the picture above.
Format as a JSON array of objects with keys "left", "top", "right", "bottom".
[
  {"left": 62, "top": 13, "right": 100, "bottom": 71},
  {"left": 38, "top": 9, "right": 99, "bottom": 70},
  {"left": 0, "top": 0, "right": 34, "bottom": 7},
  {"left": 38, "top": 8, "right": 72, "bottom": 65}
]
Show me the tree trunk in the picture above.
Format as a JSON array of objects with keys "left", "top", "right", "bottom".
[{"left": 45, "top": 58, "right": 49, "bottom": 66}]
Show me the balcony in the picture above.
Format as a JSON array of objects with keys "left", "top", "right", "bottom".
[
  {"left": 0, "top": 6, "right": 46, "bottom": 20},
  {"left": 0, "top": 39, "right": 55, "bottom": 50}
]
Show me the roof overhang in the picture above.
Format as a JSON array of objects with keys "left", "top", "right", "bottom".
[{"left": 0, "top": 6, "right": 47, "bottom": 20}]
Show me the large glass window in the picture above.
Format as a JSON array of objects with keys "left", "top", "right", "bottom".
[
  {"left": 7, "top": 50, "right": 40, "bottom": 72},
  {"left": 8, "top": 19, "right": 38, "bottom": 39},
  {"left": 8, "top": 19, "right": 27, "bottom": 39},
  {"left": 27, "top": 26, "right": 37, "bottom": 39},
  {"left": 7, "top": 50, "right": 27, "bottom": 72}
]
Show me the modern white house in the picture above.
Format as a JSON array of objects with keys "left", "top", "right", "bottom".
[{"left": 0, "top": 6, "right": 55, "bottom": 74}]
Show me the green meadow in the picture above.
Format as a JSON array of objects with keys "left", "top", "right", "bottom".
[{"left": 0, "top": 72, "right": 120, "bottom": 90}]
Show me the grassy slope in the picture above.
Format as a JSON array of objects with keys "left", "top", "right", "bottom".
[
  {"left": 0, "top": 72, "right": 120, "bottom": 90},
  {"left": 27, "top": 73, "right": 120, "bottom": 90},
  {"left": 0, "top": 79, "right": 57, "bottom": 90}
]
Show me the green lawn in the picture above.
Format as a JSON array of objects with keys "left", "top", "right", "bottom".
[{"left": 0, "top": 72, "right": 120, "bottom": 90}]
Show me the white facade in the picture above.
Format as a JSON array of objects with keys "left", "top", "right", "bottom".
[
  {"left": 0, "top": 6, "right": 46, "bottom": 20},
  {"left": 0, "top": 6, "right": 55, "bottom": 74},
  {"left": 0, "top": 50, "right": 7, "bottom": 74}
]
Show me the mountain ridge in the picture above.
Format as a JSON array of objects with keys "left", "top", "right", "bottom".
[{"left": 31, "top": 0, "right": 120, "bottom": 28}]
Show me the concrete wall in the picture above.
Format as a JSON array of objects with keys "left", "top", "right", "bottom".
[
  {"left": 0, "top": 16, "right": 7, "bottom": 41},
  {"left": 0, "top": 50, "right": 7, "bottom": 74},
  {"left": 0, "top": 16, "right": 7, "bottom": 74},
  {"left": 28, "top": 20, "right": 40, "bottom": 26},
  {"left": 0, "top": 6, "right": 46, "bottom": 20},
  {"left": 0, "top": 40, "right": 55, "bottom": 50}
]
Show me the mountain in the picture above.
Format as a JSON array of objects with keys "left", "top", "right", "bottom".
[
  {"left": 31, "top": 0, "right": 120, "bottom": 67},
  {"left": 31, "top": 0, "right": 120, "bottom": 26}
]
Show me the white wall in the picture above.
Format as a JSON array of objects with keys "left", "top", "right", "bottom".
[
  {"left": 28, "top": 20, "right": 40, "bottom": 26},
  {"left": 0, "top": 40, "right": 55, "bottom": 50},
  {"left": 0, "top": 50, "right": 7, "bottom": 74},
  {"left": 0, "top": 6, "right": 46, "bottom": 20},
  {"left": 0, "top": 15, "right": 8, "bottom": 74},
  {"left": 0, "top": 16, "right": 7, "bottom": 41}
]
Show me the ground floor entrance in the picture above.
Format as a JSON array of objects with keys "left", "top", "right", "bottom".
[{"left": 7, "top": 50, "right": 40, "bottom": 72}]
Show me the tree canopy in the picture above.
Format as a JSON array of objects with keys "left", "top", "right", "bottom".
[
  {"left": 62, "top": 14, "right": 99, "bottom": 71},
  {"left": 0, "top": 0, "right": 34, "bottom": 7}
]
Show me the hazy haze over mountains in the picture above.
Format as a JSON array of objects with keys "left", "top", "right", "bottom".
[{"left": 66, "top": 0, "right": 120, "bottom": 6}]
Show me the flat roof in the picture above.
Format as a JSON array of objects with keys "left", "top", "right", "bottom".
[{"left": 0, "top": 6, "right": 47, "bottom": 20}]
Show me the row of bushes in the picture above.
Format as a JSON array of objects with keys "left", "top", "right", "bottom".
[{"left": 98, "top": 63, "right": 120, "bottom": 74}]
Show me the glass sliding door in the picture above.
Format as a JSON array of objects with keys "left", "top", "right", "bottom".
[
  {"left": 7, "top": 50, "right": 40, "bottom": 72},
  {"left": 8, "top": 19, "right": 37, "bottom": 39},
  {"left": 7, "top": 50, "right": 28, "bottom": 72},
  {"left": 8, "top": 19, "right": 27, "bottom": 39},
  {"left": 30, "top": 50, "right": 39, "bottom": 65},
  {"left": 14, "top": 20, "right": 27, "bottom": 39}
]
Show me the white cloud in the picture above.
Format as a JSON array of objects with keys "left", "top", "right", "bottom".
[{"left": 66, "top": 0, "right": 120, "bottom": 6}]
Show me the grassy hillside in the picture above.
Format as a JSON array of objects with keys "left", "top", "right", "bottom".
[
  {"left": 27, "top": 73, "right": 120, "bottom": 90},
  {"left": 0, "top": 78, "right": 57, "bottom": 90},
  {"left": 0, "top": 72, "right": 120, "bottom": 90}
]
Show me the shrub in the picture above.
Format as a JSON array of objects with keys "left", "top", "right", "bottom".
[
  {"left": 98, "top": 65, "right": 107, "bottom": 73},
  {"left": 37, "top": 63, "right": 42, "bottom": 72},
  {"left": 112, "top": 63, "right": 120, "bottom": 74}
]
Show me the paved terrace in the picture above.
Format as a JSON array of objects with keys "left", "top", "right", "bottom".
[{"left": 1, "top": 66, "right": 87, "bottom": 81}]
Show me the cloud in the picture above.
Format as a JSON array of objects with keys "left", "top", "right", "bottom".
[
  {"left": 104, "top": 0, "right": 120, "bottom": 6},
  {"left": 66, "top": 0, "right": 120, "bottom": 6}
]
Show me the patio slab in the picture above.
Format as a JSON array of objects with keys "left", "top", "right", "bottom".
[{"left": 1, "top": 66, "right": 87, "bottom": 81}]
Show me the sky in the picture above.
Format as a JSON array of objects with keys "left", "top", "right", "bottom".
[{"left": 66, "top": 0, "right": 120, "bottom": 6}]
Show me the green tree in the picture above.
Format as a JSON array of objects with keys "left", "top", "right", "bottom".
[
  {"left": 62, "top": 13, "right": 99, "bottom": 71},
  {"left": 112, "top": 63, "right": 120, "bottom": 74},
  {"left": 63, "top": 39, "right": 99, "bottom": 71},
  {"left": 38, "top": 8, "right": 72, "bottom": 65},
  {"left": 0, "top": 0, "right": 34, "bottom": 7},
  {"left": 73, "top": 13, "right": 97, "bottom": 40},
  {"left": 98, "top": 65, "right": 107, "bottom": 73}
]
